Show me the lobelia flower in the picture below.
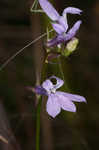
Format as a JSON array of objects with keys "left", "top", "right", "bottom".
[
  {"left": 34, "top": 76, "right": 86, "bottom": 118},
  {"left": 38, "top": 0, "right": 82, "bottom": 47}
]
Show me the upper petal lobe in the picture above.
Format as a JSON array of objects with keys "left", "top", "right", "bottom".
[
  {"left": 39, "top": 0, "right": 60, "bottom": 21},
  {"left": 42, "top": 79, "right": 54, "bottom": 94},
  {"left": 50, "top": 76, "right": 64, "bottom": 89},
  {"left": 62, "top": 7, "right": 82, "bottom": 16}
]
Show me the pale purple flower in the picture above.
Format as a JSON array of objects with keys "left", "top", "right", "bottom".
[
  {"left": 38, "top": 0, "right": 82, "bottom": 47},
  {"left": 35, "top": 76, "right": 86, "bottom": 118}
]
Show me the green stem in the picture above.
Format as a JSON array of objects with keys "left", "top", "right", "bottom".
[
  {"left": 36, "top": 97, "right": 42, "bottom": 150},
  {"left": 35, "top": 61, "right": 47, "bottom": 150}
]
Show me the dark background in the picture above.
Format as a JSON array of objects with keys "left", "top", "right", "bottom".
[{"left": 0, "top": 0, "right": 99, "bottom": 150}]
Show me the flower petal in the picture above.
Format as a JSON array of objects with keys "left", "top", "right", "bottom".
[
  {"left": 47, "top": 34, "right": 64, "bottom": 47},
  {"left": 42, "top": 79, "right": 54, "bottom": 94},
  {"left": 52, "top": 23, "right": 65, "bottom": 34},
  {"left": 62, "top": 7, "right": 82, "bottom": 16},
  {"left": 46, "top": 94, "right": 61, "bottom": 118},
  {"left": 64, "top": 20, "right": 82, "bottom": 42},
  {"left": 56, "top": 91, "right": 86, "bottom": 102},
  {"left": 58, "top": 16, "right": 68, "bottom": 32},
  {"left": 39, "top": 0, "right": 60, "bottom": 21},
  {"left": 50, "top": 76, "right": 64, "bottom": 89},
  {"left": 56, "top": 91, "right": 76, "bottom": 112}
]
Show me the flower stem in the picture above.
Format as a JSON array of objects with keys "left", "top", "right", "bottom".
[{"left": 36, "top": 97, "right": 42, "bottom": 150}]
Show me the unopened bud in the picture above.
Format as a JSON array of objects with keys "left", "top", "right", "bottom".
[
  {"left": 66, "top": 37, "right": 79, "bottom": 52},
  {"left": 61, "top": 37, "right": 79, "bottom": 57}
]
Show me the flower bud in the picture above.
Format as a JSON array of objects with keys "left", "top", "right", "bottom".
[
  {"left": 61, "top": 37, "right": 79, "bottom": 57},
  {"left": 66, "top": 37, "right": 79, "bottom": 52}
]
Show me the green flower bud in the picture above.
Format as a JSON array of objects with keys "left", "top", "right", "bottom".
[
  {"left": 66, "top": 37, "right": 79, "bottom": 52},
  {"left": 61, "top": 38, "right": 79, "bottom": 57}
]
